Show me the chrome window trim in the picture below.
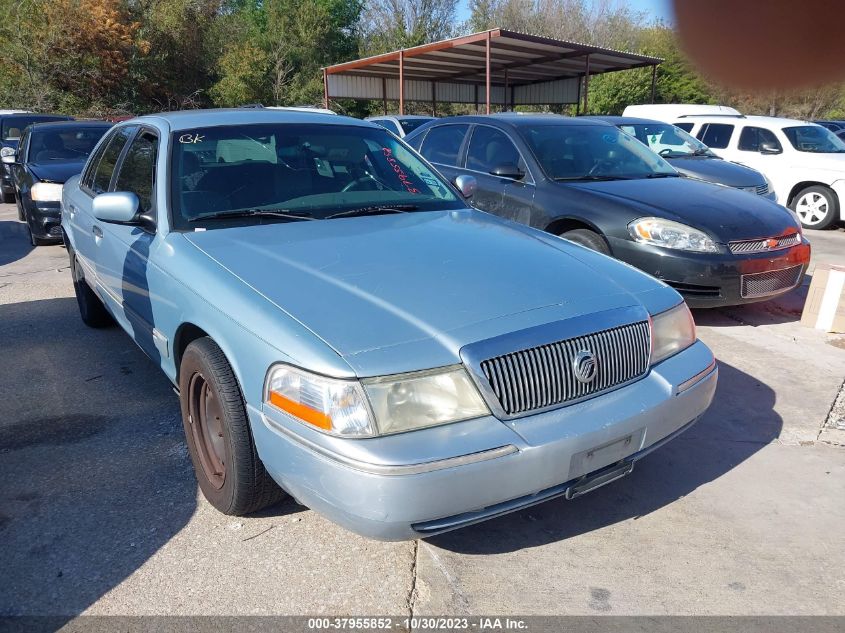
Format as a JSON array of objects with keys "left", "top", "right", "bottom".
[{"left": 460, "top": 305, "right": 651, "bottom": 420}]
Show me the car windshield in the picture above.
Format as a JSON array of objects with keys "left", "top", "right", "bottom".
[
  {"left": 398, "top": 118, "right": 434, "bottom": 134},
  {"left": 619, "top": 122, "right": 714, "bottom": 158},
  {"left": 782, "top": 125, "right": 845, "bottom": 153},
  {"left": 170, "top": 123, "right": 462, "bottom": 228},
  {"left": 28, "top": 126, "right": 111, "bottom": 163},
  {"left": 520, "top": 124, "right": 678, "bottom": 181},
  {"left": 2, "top": 116, "right": 70, "bottom": 140}
]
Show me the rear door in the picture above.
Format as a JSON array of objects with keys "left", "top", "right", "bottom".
[
  {"left": 64, "top": 126, "right": 134, "bottom": 283},
  {"left": 96, "top": 127, "right": 163, "bottom": 362}
]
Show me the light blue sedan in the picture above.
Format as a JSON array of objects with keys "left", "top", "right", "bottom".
[{"left": 61, "top": 109, "right": 717, "bottom": 540}]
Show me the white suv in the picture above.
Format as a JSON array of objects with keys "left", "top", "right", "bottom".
[{"left": 624, "top": 106, "right": 845, "bottom": 229}]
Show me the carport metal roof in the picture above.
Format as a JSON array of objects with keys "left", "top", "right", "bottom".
[{"left": 323, "top": 29, "right": 662, "bottom": 115}]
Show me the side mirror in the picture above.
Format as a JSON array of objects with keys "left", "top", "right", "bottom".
[
  {"left": 454, "top": 174, "right": 477, "bottom": 199},
  {"left": 490, "top": 163, "right": 524, "bottom": 180},
  {"left": 0, "top": 147, "right": 16, "bottom": 165},
  {"left": 760, "top": 142, "right": 782, "bottom": 155},
  {"left": 93, "top": 192, "right": 141, "bottom": 224}
]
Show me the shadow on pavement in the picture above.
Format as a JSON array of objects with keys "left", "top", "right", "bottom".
[
  {"left": 0, "top": 297, "right": 194, "bottom": 619},
  {"left": 0, "top": 220, "right": 33, "bottom": 267},
  {"left": 692, "top": 280, "right": 809, "bottom": 328},
  {"left": 429, "top": 360, "right": 780, "bottom": 554}
]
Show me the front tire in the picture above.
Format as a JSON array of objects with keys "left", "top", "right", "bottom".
[
  {"left": 560, "top": 228, "right": 611, "bottom": 255},
  {"left": 791, "top": 185, "right": 839, "bottom": 229},
  {"left": 70, "top": 251, "right": 113, "bottom": 328},
  {"left": 179, "top": 337, "right": 285, "bottom": 516}
]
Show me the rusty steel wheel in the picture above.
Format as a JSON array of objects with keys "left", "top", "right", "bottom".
[
  {"left": 187, "top": 371, "right": 227, "bottom": 490},
  {"left": 179, "top": 337, "right": 285, "bottom": 515}
]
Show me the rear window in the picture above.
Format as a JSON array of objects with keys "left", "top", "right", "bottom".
[
  {"left": 2, "top": 116, "right": 72, "bottom": 140},
  {"left": 398, "top": 118, "right": 434, "bottom": 135},
  {"left": 697, "top": 123, "right": 734, "bottom": 149}
]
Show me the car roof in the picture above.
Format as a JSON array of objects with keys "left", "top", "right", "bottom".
[
  {"left": 586, "top": 115, "right": 670, "bottom": 126},
  {"left": 135, "top": 108, "right": 372, "bottom": 132},
  {"left": 1, "top": 113, "right": 72, "bottom": 120},
  {"left": 28, "top": 120, "right": 111, "bottom": 129},
  {"left": 419, "top": 114, "right": 613, "bottom": 129},
  {"left": 674, "top": 114, "right": 814, "bottom": 127}
]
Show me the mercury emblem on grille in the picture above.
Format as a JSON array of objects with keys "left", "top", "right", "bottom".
[{"left": 573, "top": 350, "right": 598, "bottom": 383}]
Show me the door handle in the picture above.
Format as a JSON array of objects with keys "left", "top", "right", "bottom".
[{"left": 92, "top": 225, "right": 103, "bottom": 238}]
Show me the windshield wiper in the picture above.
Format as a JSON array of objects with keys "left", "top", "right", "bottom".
[
  {"left": 188, "top": 208, "right": 315, "bottom": 223},
  {"left": 554, "top": 175, "right": 632, "bottom": 182},
  {"left": 326, "top": 204, "right": 418, "bottom": 219},
  {"left": 692, "top": 148, "right": 714, "bottom": 157},
  {"left": 645, "top": 173, "right": 680, "bottom": 178}
]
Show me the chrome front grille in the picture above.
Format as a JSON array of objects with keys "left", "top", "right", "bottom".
[
  {"left": 728, "top": 233, "right": 801, "bottom": 254},
  {"left": 741, "top": 264, "right": 803, "bottom": 298},
  {"left": 479, "top": 321, "right": 651, "bottom": 417}
]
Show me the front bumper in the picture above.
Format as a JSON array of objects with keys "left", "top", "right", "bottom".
[
  {"left": 608, "top": 236, "right": 811, "bottom": 308},
  {"left": 23, "top": 198, "right": 62, "bottom": 240},
  {"left": 250, "top": 340, "right": 717, "bottom": 541}
]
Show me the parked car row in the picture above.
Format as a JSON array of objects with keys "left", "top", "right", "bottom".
[
  {"left": 624, "top": 104, "right": 845, "bottom": 230},
  {"left": 0, "top": 105, "right": 820, "bottom": 541}
]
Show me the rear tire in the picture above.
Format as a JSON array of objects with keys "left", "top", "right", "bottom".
[
  {"left": 791, "top": 185, "right": 838, "bottom": 230},
  {"left": 179, "top": 337, "right": 285, "bottom": 516},
  {"left": 70, "top": 251, "right": 113, "bottom": 327},
  {"left": 560, "top": 228, "right": 611, "bottom": 255}
]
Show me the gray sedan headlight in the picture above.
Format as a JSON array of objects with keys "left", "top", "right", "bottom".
[
  {"left": 265, "top": 364, "right": 489, "bottom": 437},
  {"left": 628, "top": 217, "right": 719, "bottom": 253},
  {"left": 651, "top": 302, "right": 697, "bottom": 364}
]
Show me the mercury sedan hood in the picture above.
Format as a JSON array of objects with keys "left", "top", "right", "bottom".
[
  {"left": 565, "top": 176, "right": 798, "bottom": 241},
  {"left": 183, "top": 210, "right": 662, "bottom": 375}
]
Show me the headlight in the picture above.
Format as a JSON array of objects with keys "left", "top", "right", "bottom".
[
  {"left": 265, "top": 364, "right": 489, "bottom": 437},
  {"left": 628, "top": 217, "right": 719, "bottom": 253},
  {"left": 651, "top": 302, "right": 696, "bottom": 364},
  {"left": 265, "top": 365, "right": 375, "bottom": 437},
  {"left": 363, "top": 367, "right": 489, "bottom": 435},
  {"left": 31, "top": 182, "right": 64, "bottom": 202}
]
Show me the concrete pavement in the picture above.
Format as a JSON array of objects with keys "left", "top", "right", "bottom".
[{"left": 1, "top": 205, "right": 843, "bottom": 618}]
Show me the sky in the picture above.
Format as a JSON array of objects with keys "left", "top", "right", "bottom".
[{"left": 455, "top": 0, "right": 676, "bottom": 25}]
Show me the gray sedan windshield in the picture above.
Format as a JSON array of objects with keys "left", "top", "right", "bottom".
[
  {"left": 171, "top": 123, "right": 461, "bottom": 229},
  {"left": 620, "top": 122, "right": 713, "bottom": 158},
  {"left": 520, "top": 124, "right": 678, "bottom": 181}
]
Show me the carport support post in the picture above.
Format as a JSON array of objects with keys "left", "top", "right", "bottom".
[
  {"left": 504, "top": 69, "right": 509, "bottom": 112},
  {"left": 323, "top": 69, "right": 329, "bottom": 110},
  {"left": 582, "top": 54, "right": 591, "bottom": 114},
  {"left": 382, "top": 78, "right": 388, "bottom": 114},
  {"left": 650, "top": 64, "right": 657, "bottom": 103},
  {"left": 485, "top": 30, "right": 491, "bottom": 115},
  {"left": 431, "top": 81, "right": 437, "bottom": 116},
  {"left": 399, "top": 49, "right": 405, "bottom": 115}
]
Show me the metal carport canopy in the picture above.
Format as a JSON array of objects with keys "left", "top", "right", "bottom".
[{"left": 322, "top": 29, "right": 662, "bottom": 115}]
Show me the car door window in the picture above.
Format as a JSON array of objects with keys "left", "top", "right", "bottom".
[
  {"left": 114, "top": 130, "right": 158, "bottom": 218},
  {"left": 466, "top": 126, "right": 525, "bottom": 175},
  {"left": 419, "top": 124, "right": 469, "bottom": 166},
  {"left": 738, "top": 126, "right": 782, "bottom": 152},
  {"left": 674, "top": 122, "right": 694, "bottom": 132},
  {"left": 91, "top": 126, "right": 134, "bottom": 194},
  {"left": 697, "top": 123, "right": 734, "bottom": 149}
]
